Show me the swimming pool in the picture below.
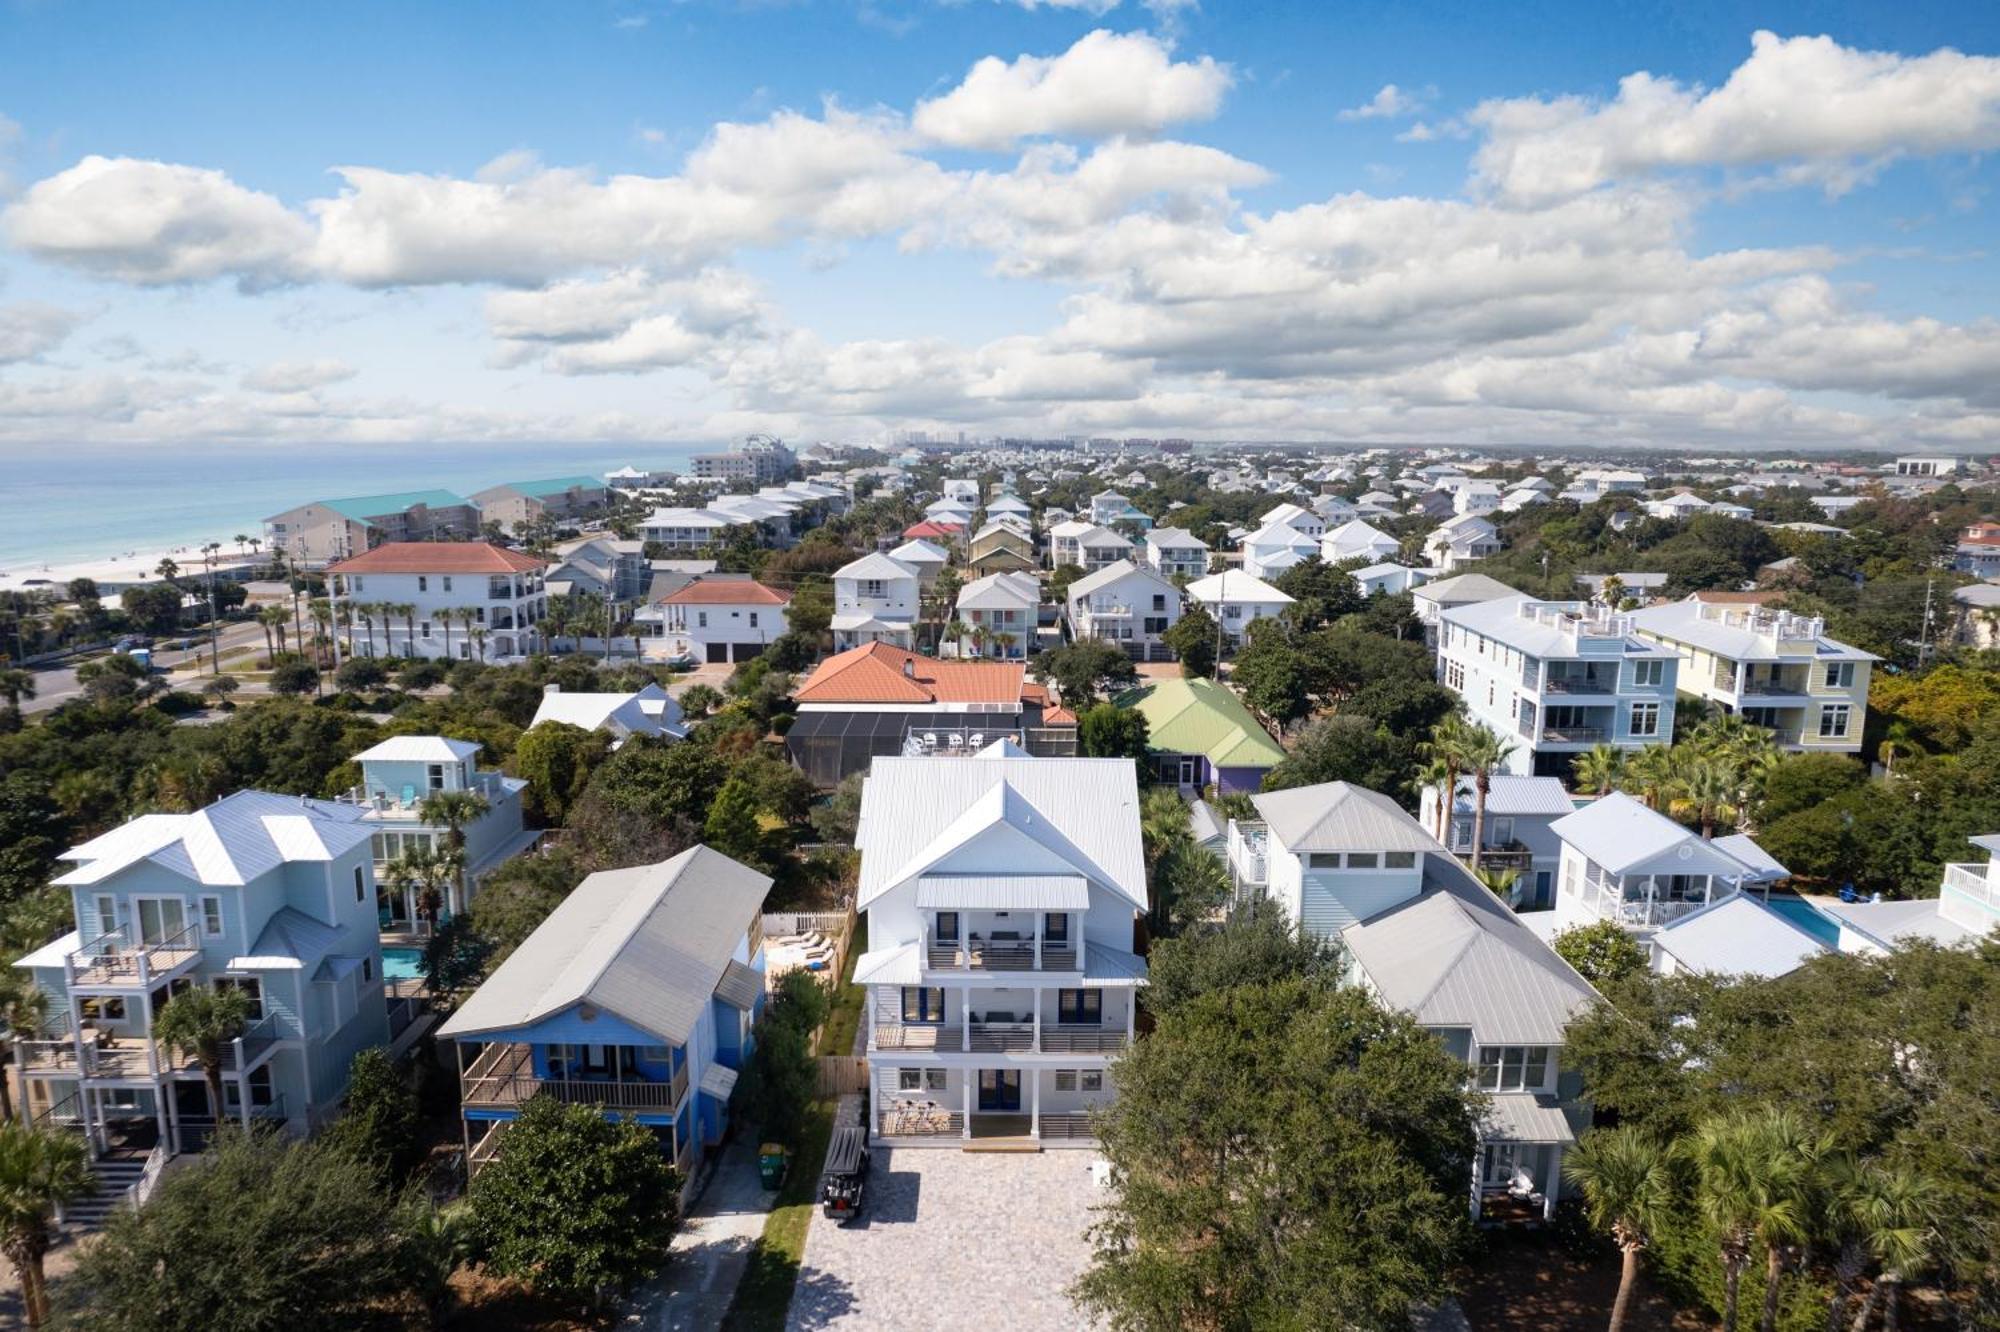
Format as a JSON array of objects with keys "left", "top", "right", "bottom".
[
  {"left": 382, "top": 946, "right": 425, "bottom": 982},
  {"left": 1765, "top": 894, "right": 1841, "bottom": 949}
]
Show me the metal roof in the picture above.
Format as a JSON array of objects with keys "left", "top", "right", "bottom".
[
  {"left": 236, "top": 907, "right": 344, "bottom": 971},
  {"left": 834, "top": 552, "right": 920, "bottom": 582},
  {"left": 1186, "top": 569, "right": 1294, "bottom": 606},
  {"left": 699, "top": 1063, "right": 740, "bottom": 1100},
  {"left": 956, "top": 571, "right": 1040, "bottom": 610},
  {"left": 1711, "top": 834, "right": 1790, "bottom": 883},
  {"left": 353, "top": 735, "right": 482, "bottom": 764},
  {"left": 437, "top": 844, "right": 771, "bottom": 1045},
  {"left": 714, "top": 959, "right": 765, "bottom": 1011},
  {"left": 852, "top": 942, "right": 923, "bottom": 986},
  {"left": 319, "top": 489, "right": 472, "bottom": 521},
  {"left": 1813, "top": 898, "right": 1977, "bottom": 950},
  {"left": 916, "top": 875, "right": 1090, "bottom": 911},
  {"left": 1118, "top": 677, "right": 1285, "bottom": 770},
  {"left": 1482, "top": 1093, "right": 1578, "bottom": 1145},
  {"left": 1442, "top": 596, "right": 1669, "bottom": 659},
  {"left": 529, "top": 683, "right": 684, "bottom": 739},
  {"left": 1342, "top": 857, "right": 1597, "bottom": 1045},
  {"left": 55, "top": 790, "right": 374, "bottom": 888},
  {"left": 1412, "top": 574, "right": 1523, "bottom": 606},
  {"left": 1651, "top": 895, "right": 1825, "bottom": 978},
  {"left": 1082, "top": 941, "right": 1149, "bottom": 986},
  {"left": 1067, "top": 559, "right": 1174, "bottom": 604},
  {"left": 1550, "top": 793, "right": 1749, "bottom": 879},
  {"left": 855, "top": 756, "right": 1146, "bottom": 913},
  {"left": 1252, "top": 781, "right": 1441, "bottom": 855},
  {"left": 1441, "top": 775, "right": 1575, "bottom": 818},
  {"left": 1628, "top": 598, "right": 1877, "bottom": 663}
]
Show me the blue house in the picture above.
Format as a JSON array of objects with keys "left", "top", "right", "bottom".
[
  {"left": 437, "top": 845, "right": 771, "bottom": 1176},
  {"left": 13, "top": 791, "right": 388, "bottom": 1159}
]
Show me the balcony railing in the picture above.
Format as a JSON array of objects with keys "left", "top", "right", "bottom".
[
  {"left": 923, "top": 935, "right": 1079, "bottom": 972},
  {"left": 1446, "top": 842, "right": 1535, "bottom": 870},
  {"left": 968, "top": 1021, "right": 1035, "bottom": 1053},
  {"left": 1539, "top": 726, "right": 1606, "bottom": 744},
  {"left": 1039, "top": 1025, "right": 1130, "bottom": 1054},
  {"left": 1944, "top": 863, "right": 1998, "bottom": 912},
  {"left": 1542, "top": 673, "right": 1617, "bottom": 695},
  {"left": 64, "top": 923, "right": 204, "bottom": 990},
  {"left": 902, "top": 725, "right": 1025, "bottom": 757},
  {"left": 871, "top": 1019, "right": 1129, "bottom": 1055},
  {"left": 873, "top": 1023, "right": 963, "bottom": 1051},
  {"left": 460, "top": 1044, "right": 688, "bottom": 1113}
]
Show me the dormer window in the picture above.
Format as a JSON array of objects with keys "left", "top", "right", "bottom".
[{"left": 1476, "top": 1045, "right": 1550, "bottom": 1091}]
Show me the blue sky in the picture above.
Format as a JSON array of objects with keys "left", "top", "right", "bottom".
[{"left": 1, "top": 0, "right": 1998, "bottom": 451}]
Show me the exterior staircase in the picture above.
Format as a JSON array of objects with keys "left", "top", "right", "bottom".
[{"left": 60, "top": 1153, "right": 149, "bottom": 1232}]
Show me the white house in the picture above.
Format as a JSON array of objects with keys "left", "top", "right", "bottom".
[
  {"left": 1258, "top": 501, "right": 1325, "bottom": 538},
  {"left": 529, "top": 682, "right": 686, "bottom": 742},
  {"left": 853, "top": 749, "right": 1148, "bottom": 1147},
  {"left": 654, "top": 577, "right": 791, "bottom": 664},
  {"left": 1143, "top": 528, "right": 1210, "bottom": 580},
  {"left": 833, "top": 552, "right": 922, "bottom": 650},
  {"left": 951, "top": 572, "right": 1039, "bottom": 660},
  {"left": 1075, "top": 525, "right": 1136, "bottom": 570},
  {"left": 1065, "top": 560, "right": 1181, "bottom": 662},
  {"left": 1185, "top": 570, "right": 1295, "bottom": 647},
  {"left": 1548, "top": 793, "right": 1776, "bottom": 937},
  {"left": 1224, "top": 781, "right": 1596, "bottom": 1222},
  {"left": 1322, "top": 518, "right": 1400, "bottom": 564},
  {"left": 885, "top": 539, "right": 949, "bottom": 591},
  {"left": 1423, "top": 514, "right": 1503, "bottom": 573},
  {"left": 1351, "top": 562, "right": 1430, "bottom": 597},
  {"left": 1412, "top": 574, "right": 1523, "bottom": 638},
  {"left": 1819, "top": 833, "right": 2000, "bottom": 955},
  {"left": 329, "top": 542, "right": 548, "bottom": 662},
  {"left": 1241, "top": 522, "right": 1322, "bottom": 581},
  {"left": 638, "top": 506, "right": 747, "bottom": 551},
  {"left": 1420, "top": 775, "right": 1574, "bottom": 910}
]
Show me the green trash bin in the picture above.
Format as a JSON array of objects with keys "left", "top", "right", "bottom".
[{"left": 758, "top": 1142, "right": 788, "bottom": 1190}]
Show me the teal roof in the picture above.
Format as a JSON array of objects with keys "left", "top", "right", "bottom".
[
  {"left": 322, "top": 490, "right": 473, "bottom": 523},
  {"left": 506, "top": 475, "right": 605, "bottom": 497}
]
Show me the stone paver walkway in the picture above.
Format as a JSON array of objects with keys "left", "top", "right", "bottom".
[
  {"left": 627, "top": 1135, "right": 779, "bottom": 1330},
  {"left": 786, "top": 1146, "right": 1106, "bottom": 1332}
]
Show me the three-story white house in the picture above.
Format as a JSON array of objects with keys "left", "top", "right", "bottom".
[
  {"left": 1143, "top": 528, "right": 1210, "bottom": 580},
  {"left": 1629, "top": 597, "right": 1876, "bottom": 754},
  {"left": 330, "top": 542, "right": 548, "bottom": 662},
  {"left": 1224, "top": 782, "right": 1597, "bottom": 1222},
  {"left": 852, "top": 748, "right": 1148, "bottom": 1147},
  {"left": 1438, "top": 596, "right": 1681, "bottom": 779},
  {"left": 832, "top": 552, "right": 921, "bottom": 650},
  {"left": 1065, "top": 560, "right": 1182, "bottom": 662},
  {"left": 951, "top": 572, "right": 1039, "bottom": 660},
  {"left": 14, "top": 791, "right": 390, "bottom": 1160}
]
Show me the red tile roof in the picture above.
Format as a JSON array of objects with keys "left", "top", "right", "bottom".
[
  {"left": 1688, "top": 590, "right": 1783, "bottom": 605},
  {"left": 327, "top": 542, "right": 546, "bottom": 575},
  {"left": 660, "top": 578, "right": 790, "bottom": 606},
  {"left": 904, "top": 521, "right": 963, "bottom": 539},
  {"left": 792, "top": 643, "right": 1025, "bottom": 706}
]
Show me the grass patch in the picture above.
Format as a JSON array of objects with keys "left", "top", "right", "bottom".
[
  {"left": 719, "top": 1098, "right": 835, "bottom": 1332},
  {"left": 814, "top": 914, "right": 866, "bottom": 1058}
]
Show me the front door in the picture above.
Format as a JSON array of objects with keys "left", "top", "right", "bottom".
[
  {"left": 977, "top": 1069, "right": 1021, "bottom": 1112},
  {"left": 134, "top": 897, "right": 187, "bottom": 946}
]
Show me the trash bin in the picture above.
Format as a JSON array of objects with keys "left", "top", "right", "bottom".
[{"left": 758, "top": 1143, "right": 788, "bottom": 1190}]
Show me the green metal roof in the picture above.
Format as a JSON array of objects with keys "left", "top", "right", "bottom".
[
  {"left": 504, "top": 475, "right": 605, "bottom": 497},
  {"left": 322, "top": 490, "right": 473, "bottom": 523},
  {"left": 1117, "top": 677, "right": 1286, "bottom": 770}
]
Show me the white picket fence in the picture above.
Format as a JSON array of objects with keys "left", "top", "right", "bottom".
[{"left": 762, "top": 911, "right": 850, "bottom": 938}]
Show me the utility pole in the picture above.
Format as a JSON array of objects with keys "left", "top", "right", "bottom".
[{"left": 203, "top": 544, "right": 221, "bottom": 674}]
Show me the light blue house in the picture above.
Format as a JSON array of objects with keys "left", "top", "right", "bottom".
[
  {"left": 13, "top": 791, "right": 389, "bottom": 1160},
  {"left": 333, "top": 735, "right": 538, "bottom": 934},
  {"left": 437, "top": 845, "right": 771, "bottom": 1176}
]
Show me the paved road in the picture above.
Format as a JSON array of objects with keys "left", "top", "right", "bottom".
[{"left": 21, "top": 620, "right": 268, "bottom": 714}]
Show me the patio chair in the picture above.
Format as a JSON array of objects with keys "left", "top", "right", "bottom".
[{"left": 967, "top": 732, "right": 983, "bottom": 748}]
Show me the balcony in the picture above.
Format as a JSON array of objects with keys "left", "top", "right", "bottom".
[
  {"left": 1227, "top": 819, "right": 1270, "bottom": 886},
  {"left": 337, "top": 770, "right": 510, "bottom": 813},
  {"left": 1539, "top": 726, "right": 1606, "bottom": 745},
  {"left": 459, "top": 1043, "right": 688, "bottom": 1113},
  {"left": 1541, "top": 672, "right": 1618, "bottom": 695},
  {"left": 1944, "top": 863, "right": 1998, "bottom": 912},
  {"left": 63, "top": 924, "right": 203, "bottom": 991},
  {"left": 1445, "top": 841, "right": 1535, "bottom": 871},
  {"left": 901, "top": 724, "right": 1026, "bottom": 758},
  {"left": 870, "top": 1021, "right": 1129, "bottom": 1055},
  {"left": 924, "top": 935, "right": 1079, "bottom": 972}
]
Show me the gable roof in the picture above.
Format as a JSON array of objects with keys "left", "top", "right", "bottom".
[
  {"left": 792, "top": 643, "right": 1026, "bottom": 706},
  {"left": 1186, "top": 569, "right": 1295, "bottom": 606},
  {"left": 836, "top": 551, "right": 920, "bottom": 582},
  {"left": 1549, "top": 792, "right": 1747, "bottom": 878},
  {"left": 887, "top": 539, "right": 948, "bottom": 565},
  {"left": 1118, "top": 677, "right": 1285, "bottom": 770},
  {"left": 1440, "top": 775, "right": 1576, "bottom": 818},
  {"left": 55, "top": 790, "right": 374, "bottom": 888},
  {"left": 660, "top": 578, "right": 790, "bottom": 606},
  {"left": 1252, "top": 781, "right": 1440, "bottom": 854},
  {"left": 1145, "top": 527, "right": 1208, "bottom": 550},
  {"left": 1342, "top": 857, "right": 1598, "bottom": 1044},
  {"left": 328, "top": 542, "right": 546, "bottom": 575},
  {"left": 1413, "top": 574, "right": 1525, "bottom": 606},
  {"left": 438, "top": 845, "right": 770, "bottom": 1044},
  {"left": 957, "top": 571, "right": 1040, "bottom": 610},
  {"left": 903, "top": 520, "right": 963, "bottom": 540},
  {"left": 529, "top": 682, "right": 685, "bottom": 739},
  {"left": 1068, "top": 558, "right": 1175, "bottom": 603},
  {"left": 353, "top": 735, "right": 482, "bottom": 765},
  {"left": 1652, "top": 894, "right": 1825, "bottom": 978}
]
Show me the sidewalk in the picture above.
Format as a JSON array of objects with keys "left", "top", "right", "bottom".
[{"left": 625, "top": 1135, "right": 779, "bottom": 1330}]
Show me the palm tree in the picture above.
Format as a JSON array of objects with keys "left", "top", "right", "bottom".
[
  {"left": 386, "top": 842, "right": 463, "bottom": 932},
  {"left": 452, "top": 607, "right": 479, "bottom": 662},
  {"left": 0, "top": 978, "right": 50, "bottom": 1122},
  {"left": 0, "top": 668, "right": 36, "bottom": 710},
  {"left": 1695, "top": 1108, "right": 1828, "bottom": 1332},
  {"left": 1623, "top": 744, "right": 1676, "bottom": 811},
  {"left": 1876, "top": 721, "right": 1916, "bottom": 779},
  {"left": 470, "top": 621, "right": 488, "bottom": 663},
  {"left": 437, "top": 603, "right": 454, "bottom": 662},
  {"left": 1458, "top": 723, "right": 1518, "bottom": 871},
  {"left": 419, "top": 788, "right": 491, "bottom": 912},
  {"left": 1472, "top": 865, "right": 1521, "bottom": 902},
  {"left": 155, "top": 985, "right": 254, "bottom": 1123},
  {"left": 1674, "top": 754, "right": 1737, "bottom": 840},
  {"left": 1692, "top": 1111, "right": 1766, "bottom": 1332},
  {"left": 1571, "top": 743, "right": 1626, "bottom": 797},
  {"left": 1410, "top": 756, "right": 1455, "bottom": 840},
  {"left": 399, "top": 603, "right": 418, "bottom": 659},
  {"left": 255, "top": 604, "right": 283, "bottom": 663},
  {"left": 1836, "top": 1161, "right": 1938, "bottom": 1332},
  {"left": 1565, "top": 1126, "right": 1676, "bottom": 1332},
  {"left": 154, "top": 557, "right": 180, "bottom": 584},
  {"left": 944, "top": 618, "right": 970, "bottom": 657},
  {"left": 233, "top": 533, "right": 249, "bottom": 556},
  {"left": 1420, "top": 715, "right": 1474, "bottom": 842},
  {"left": 0, "top": 1121, "right": 92, "bottom": 1329}
]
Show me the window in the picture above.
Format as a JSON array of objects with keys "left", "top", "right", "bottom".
[
  {"left": 362, "top": 957, "right": 373, "bottom": 983},
  {"left": 697, "top": 611, "right": 708, "bottom": 628},
  {"left": 1630, "top": 701, "right": 1661, "bottom": 737},
  {"left": 1307, "top": 853, "right": 1340, "bottom": 869},
  {"left": 1475, "top": 1045, "right": 1551, "bottom": 1091},
  {"left": 80, "top": 996, "right": 126, "bottom": 1021},
  {"left": 1081, "top": 1071, "right": 1104, "bottom": 1092},
  {"left": 200, "top": 896, "right": 223, "bottom": 938},
  {"left": 924, "top": 1068, "right": 947, "bottom": 1092},
  {"left": 933, "top": 912, "right": 959, "bottom": 943},
  {"left": 441, "top": 576, "right": 452, "bottom": 592},
  {"left": 417, "top": 576, "right": 428, "bottom": 592},
  {"left": 1385, "top": 851, "right": 1416, "bottom": 870},
  {"left": 1151, "top": 594, "right": 1166, "bottom": 612},
  {"left": 349, "top": 576, "right": 364, "bottom": 592},
  {"left": 1057, "top": 989, "right": 1102, "bottom": 1025},
  {"left": 749, "top": 612, "right": 759, "bottom": 628},
  {"left": 427, "top": 763, "right": 446, "bottom": 791},
  {"left": 1824, "top": 662, "right": 1855, "bottom": 689},
  {"left": 1346, "top": 852, "right": 1379, "bottom": 870},
  {"left": 354, "top": 865, "right": 366, "bottom": 903},
  {"left": 901, "top": 987, "right": 946, "bottom": 1024},
  {"left": 1055, "top": 1069, "right": 1077, "bottom": 1091},
  {"left": 898, "top": 1068, "right": 922, "bottom": 1091},
  {"left": 1820, "top": 705, "right": 1851, "bottom": 738},
  {"left": 1044, "top": 912, "right": 1069, "bottom": 944},
  {"left": 213, "top": 977, "right": 264, "bottom": 1022},
  {"left": 93, "top": 894, "right": 119, "bottom": 937},
  {"left": 1632, "top": 659, "right": 1664, "bottom": 687},
  {"left": 860, "top": 579, "right": 885, "bottom": 598}
]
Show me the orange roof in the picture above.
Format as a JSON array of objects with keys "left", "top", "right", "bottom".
[
  {"left": 904, "top": 521, "right": 963, "bottom": 539},
  {"left": 792, "top": 642, "right": 1025, "bottom": 706},
  {"left": 1689, "top": 590, "right": 1783, "bottom": 605},
  {"left": 327, "top": 542, "right": 545, "bottom": 575},
  {"left": 660, "top": 578, "right": 790, "bottom": 607}
]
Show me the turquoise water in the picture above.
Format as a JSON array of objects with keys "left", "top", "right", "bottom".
[
  {"left": 1766, "top": 894, "right": 1841, "bottom": 948},
  {"left": 382, "top": 947, "right": 425, "bottom": 982}
]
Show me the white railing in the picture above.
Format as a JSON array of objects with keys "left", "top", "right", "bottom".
[
  {"left": 128, "top": 1140, "right": 170, "bottom": 1209},
  {"left": 1943, "top": 863, "right": 1998, "bottom": 912},
  {"left": 763, "top": 911, "right": 849, "bottom": 938},
  {"left": 1227, "top": 819, "right": 1269, "bottom": 886}
]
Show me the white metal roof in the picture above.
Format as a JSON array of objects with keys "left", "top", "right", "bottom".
[
  {"left": 855, "top": 755, "right": 1146, "bottom": 913},
  {"left": 1443, "top": 596, "right": 1670, "bottom": 659},
  {"left": 529, "top": 683, "right": 684, "bottom": 739},
  {"left": 352, "top": 735, "right": 482, "bottom": 764},
  {"left": 887, "top": 539, "right": 948, "bottom": 566},
  {"left": 1652, "top": 894, "right": 1825, "bottom": 978},
  {"left": 1482, "top": 1093, "right": 1579, "bottom": 1145},
  {"left": 852, "top": 942, "right": 923, "bottom": 986},
  {"left": 55, "top": 790, "right": 374, "bottom": 889},
  {"left": 1441, "top": 775, "right": 1576, "bottom": 818},
  {"left": 1814, "top": 898, "right": 1978, "bottom": 950},
  {"left": 1550, "top": 793, "right": 1749, "bottom": 879},
  {"left": 1186, "top": 570, "right": 1294, "bottom": 606},
  {"left": 1252, "top": 782, "right": 1442, "bottom": 855},
  {"left": 915, "top": 875, "right": 1090, "bottom": 911},
  {"left": 1711, "top": 834, "right": 1791, "bottom": 883},
  {"left": 438, "top": 844, "right": 770, "bottom": 1045},
  {"left": 956, "top": 571, "right": 1040, "bottom": 610},
  {"left": 1628, "top": 598, "right": 1877, "bottom": 663},
  {"left": 1068, "top": 559, "right": 1174, "bottom": 603},
  {"left": 835, "top": 551, "right": 920, "bottom": 582},
  {"left": 1413, "top": 574, "right": 1523, "bottom": 607},
  {"left": 699, "top": 1063, "right": 740, "bottom": 1100}
]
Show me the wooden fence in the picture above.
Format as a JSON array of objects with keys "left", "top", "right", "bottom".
[{"left": 816, "top": 1055, "right": 869, "bottom": 1098}]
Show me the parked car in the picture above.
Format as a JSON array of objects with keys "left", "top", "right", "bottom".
[
  {"left": 818, "top": 1125, "right": 870, "bottom": 1224},
  {"left": 662, "top": 651, "right": 699, "bottom": 670}
]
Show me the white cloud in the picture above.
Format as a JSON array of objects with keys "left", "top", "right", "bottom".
[
  {"left": 241, "top": 358, "right": 357, "bottom": 393},
  {"left": 913, "top": 30, "right": 1232, "bottom": 150},
  {"left": 1338, "top": 84, "right": 1429, "bottom": 121},
  {"left": 0, "top": 303, "right": 85, "bottom": 363},
  {"left": 1471, "top": 30, "right": 2000, "bottom": 203}
]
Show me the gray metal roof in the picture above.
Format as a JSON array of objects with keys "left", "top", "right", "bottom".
[
  {"left": 852, "top": 942, "right": 922, "bottom": 986},
  {"left": 1813, "top": 898, "right": 1978, "bottom": 950},
  {"left": 1550, "top": 793, "right": 1750, "bottom": 879},
  {"left": 714, "top": 959, "right": 765, "bottom": 1011},
  {"left": 1482, "top": 1093, "right": 1578, "bottom": 1145},
  {"left": 1067, "top": 559, "right": 1174, "bottom": 603},
  {"left": 55, "top": 790, "right": 373, "bottom": 889},
  {"left": 699, "top": 1063, "right": 740, "bottom": 1099},
  {"left": 1628, "top": 598, "right": 1877, "bottom": 663},
  {"left": 1443, "top": 775, "right": 1576, "bottom": 818},
  {"left": 1082, "top": 941, "right": 1149, "bottom": 985},
  {"left": 1412, "top": 574, "right": 1523, "bottom": 607},
  {"left": 353, "top": 736, "right": 482, "bottom": 764},
  {"left": 1252, "top": 782, "right": 1441, "bottom": 855},
  {"left": 1652, "top": 895, "right": 1824, "bottom": 978},
  {"left": 915, "top": 875, "right": 1090, "bottom": 910},
  {"left": 1342, "top": 858, "right": 1597, "bottom": 1045},
  {"left": 237, "top": 907, "right": 343, "bottom": 970},
  {"left": 438, "top": 844, "right": 770, "bottom": 1045}
]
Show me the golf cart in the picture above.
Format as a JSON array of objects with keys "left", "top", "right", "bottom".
[{"left": 818, "top": 1125, "right": 871, "bottom": 1224}]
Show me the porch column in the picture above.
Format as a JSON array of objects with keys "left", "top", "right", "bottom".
[
  {"left": 1035, "top": 928, "right": 1043, "bottom": 971},
  {"left": 1469, "top": 1152, "right": 1483, "bottom": 1221},
  {"left": 238, "top": 1075, "right": 252, "bottom": 1129},
  {"left": 960, "top": 987, "right": 970, "bottom": 1052},
  {"left": 1125, "top": 992, "right": 1136, "bottom": 1046},
  {"left": 1030, "top": 1070, "right": 1040, "bottom": 1140},
  {"left": 1544, "top": 1147, "right": 1561, "bottom": 1220},
  {"left": 962, "top": 1073, "right": 972, "bottom": 1140},
  {"left": 1032, "top": 1001, "right": 1041, "bottom": 1054}
]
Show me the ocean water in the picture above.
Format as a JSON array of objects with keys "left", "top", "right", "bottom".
[{"left": 0, "top": 441, "right": 701, "bottom": 570}]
